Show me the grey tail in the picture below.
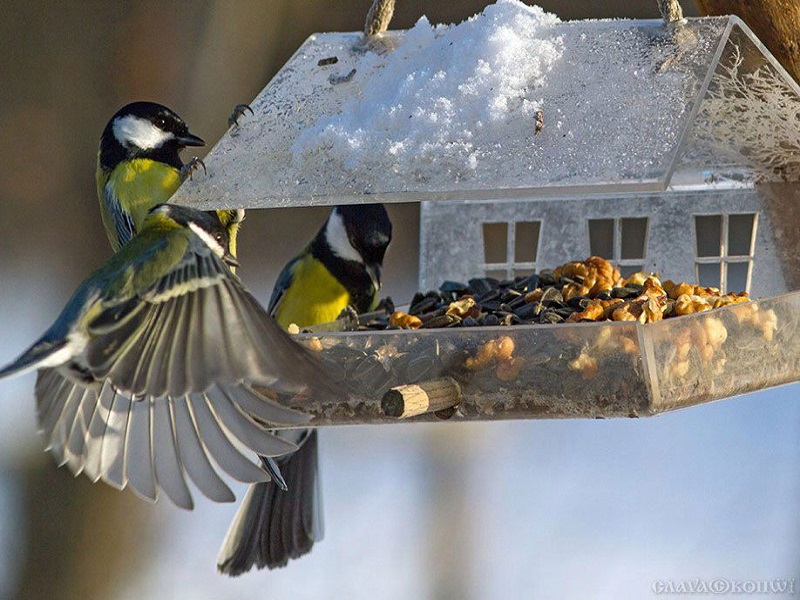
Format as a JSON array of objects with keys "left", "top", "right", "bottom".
[
  {"left": 0, "top": 339, "right": 67, "bottom": 381},
  {"left": 217, "top": 429, "right": 322, "bottom": 575}
]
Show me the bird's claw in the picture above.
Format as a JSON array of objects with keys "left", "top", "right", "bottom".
[
  {"left": 228, "top": 103, "right": 254, "bottom": 128},
  {"left": 180, "top": 157, "right": 207, "bottom": 181},
  {"left": 337, "top": 305, "right": 360, "bottom": 331}
]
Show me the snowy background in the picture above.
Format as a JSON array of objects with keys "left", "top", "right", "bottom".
[{"left": 0, "top": 1, "right": 797, "bottom": 599}]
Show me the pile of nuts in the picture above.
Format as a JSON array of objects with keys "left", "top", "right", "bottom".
[{"left": 382, "top": 256, "right": 756, "bottom": 330}]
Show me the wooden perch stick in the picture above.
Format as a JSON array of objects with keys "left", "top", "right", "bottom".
[{"left": 381, "top": 377, "right": 462, "bottom": 419}]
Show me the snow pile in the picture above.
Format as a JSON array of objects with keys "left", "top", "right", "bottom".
[{"left": 292, "top": 0, "right": 562, "bottom": 181}]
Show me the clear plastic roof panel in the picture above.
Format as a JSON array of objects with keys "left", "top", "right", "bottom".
[
  {"left": 674, "top": 24, "right": 800, "bottom": 185},
  {"left": 173, "top": 4, "right": 800, "bottom": 211}
]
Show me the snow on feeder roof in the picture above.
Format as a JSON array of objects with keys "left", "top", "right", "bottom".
[{"left": 174, "top": 1, "right": 800, "bottom": 211}]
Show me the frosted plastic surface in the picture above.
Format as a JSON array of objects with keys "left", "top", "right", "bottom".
[
  {"left": 675, "top": 24, "right": 800, "bottom": 183},
  {"left": 173, "top": 11, "right": 759, "bottom": 210},
  {"left": 292, "top": 290, "right": 800, "bottom": 425}
]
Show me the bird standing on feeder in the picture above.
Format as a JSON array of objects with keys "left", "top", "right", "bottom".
[
  {"left": 217, "top": 203, "right": 393, "bottom": 574},
  {"left": 0, "top": 204, "right": 331, "bottom": 509},
  {"left": 96, "top": 102, "right": 207, "bottom": 252},
  {"left": 96, "top": 101, "right": 248, "bottom": 275}
]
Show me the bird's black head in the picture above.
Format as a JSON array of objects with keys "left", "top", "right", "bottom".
[
  {"left": 149, "top": 204, "right": 238, "bottom": 268},
  {"left": 99, "top": 101, "right": 205, "bottom": 170},
  {"left": 327, "top": 204, "right": 393, "bottom": 267}
]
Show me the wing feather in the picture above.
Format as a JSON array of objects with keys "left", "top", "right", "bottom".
[
  {"left": 127, "top": 302, "right": 169, "bottom": 395},
  {"left": 86, "top": 303, "right": 159, "bottom": 387},
  {"left": 82, "top": 382, "right": 116, "bottom": 482},
  {"left": 64, "top": 382, "right": 101, "bottom": 475},
  {"left": 35, "top": 369, "right": 69, "bottom": 430},
  {"left": 35, "top": 370, "right": 84, "bottom": 465},
  {"left": 186, "top": 394, "right": 269, "bottom": 484},
  {"left": 36, "top": 370, "right": 75, "bottom": 446},
  {"left": 204, "top": 387, "right": 299, "bottom": 457},
  {"left": 267, "top": 255, "right": 300, "bottom": 316},
  {"left": 152, "top": 398, "right": 193, "bottom": 509},
  {"left": 100, "top": 388, "right": 131, "bottom": 490},
  {"left": 104, "top": 183, "right": 136, "bottom": 250},
  {"left": 165, "top": 293, "right": 191, "bottom": 396},
  {"left": 172, "top": 396, "right": 235, "bottom": 502},
  {"left": 230, "top": 384, "right": 310, "bottom": 427},
  {"left": 141, "top": 294, "right": 182, "bottom": 397},
  {"left": 48, "top": 384, "right": 85, "bottom": 464},
  {"left": 125, "top": 398, "right": 157, "bottom": 502}
]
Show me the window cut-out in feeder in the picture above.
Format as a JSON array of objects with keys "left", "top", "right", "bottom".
[
  {"left": 482, "top": 220, "right": 541, "bottom": 279},
  {"left": 172, "top": 2, "right": 800, "bottom": 422},
  {"left": 588, "top": 217, "right": 649, "bottom": 277},
  {"left": 694, "top": 213, "right": 757, "bottom": 293}
]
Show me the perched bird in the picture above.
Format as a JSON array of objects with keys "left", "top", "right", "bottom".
[
  {"left": 218, "top": 203, "right": 393, "bottom": 574},
  {"left": 0, "top": 204, "right": 333, "bottom": 509},
  {"left": 271, "top": 204, "right": 393, "bottom": 329},
  {"left": 96, "top": 101, "right": 205, "bottom": 252}
]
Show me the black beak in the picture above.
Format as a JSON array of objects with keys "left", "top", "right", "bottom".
[
  {"left": 223, "top": 253, "right": 240, "bottom": 269},
  {"left": 177, "top": 132, "right": 205, "bottom": 147}
]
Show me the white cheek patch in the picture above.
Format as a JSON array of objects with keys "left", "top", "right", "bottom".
[
  {"left": 113, "top": 114, "right": 172, "bottom": 150},
  {"left": 188, "top": 222, "right": 225, "bottom": 258},
  {"left": 325, "top": 209, "right": 363, "bottom": 263}
]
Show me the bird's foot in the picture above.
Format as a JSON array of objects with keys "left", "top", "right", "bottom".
[
  {"left": 337, "top": 305, "right": 360, "bottom": 331},
  {"left": 228, "top": 103, "right": 254, "bottom": 128},
  {"left": 180, "top": 157, "right": 207, "bottom": 181}
]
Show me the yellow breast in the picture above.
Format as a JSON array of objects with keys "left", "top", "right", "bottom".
[
  {"left": 274, "top": 255, "right": 352, "bottom": 330},
  {"left": 98, "top": 158, "right": 182, "bottom": 249}
]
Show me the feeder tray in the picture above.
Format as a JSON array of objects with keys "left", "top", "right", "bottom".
[{"left": 289, "top": 289, "right": 799, "bottom": 423}]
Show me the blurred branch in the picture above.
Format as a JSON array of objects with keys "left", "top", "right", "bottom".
[
  {"left": 365, "top": 0, "right": 395, "bottom": 36},
  {"left": 694, "top": 0, "right": 800, "bottom": 82},
  {"left": 658, "top": 0, "right": 684, "bottom": 22}
]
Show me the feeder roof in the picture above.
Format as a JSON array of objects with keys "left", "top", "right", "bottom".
[{"left": 174, "top": 4, "right": 800, "bottom": 211}]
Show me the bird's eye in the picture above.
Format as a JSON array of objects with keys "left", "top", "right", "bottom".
[{"left": 155, "top": 117, "right": 167, "bottom": 128}]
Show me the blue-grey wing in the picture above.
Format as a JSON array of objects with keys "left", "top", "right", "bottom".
[
  {"left": 103, "top": 184, "right": 136, "bottom": 249},
  {"left": 82, "top": 236, "right": 336, "bottom": 402},
  {"left": 35, "top": 369, "right": 306, "bottom": 509},
  {"left": 267, "top": 254, "right": 301, "bottom": 316}
]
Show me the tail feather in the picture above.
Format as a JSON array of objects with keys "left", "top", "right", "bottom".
[
  {"left": 217, "top": 429, "right": 321, "bottom": 575},
  {"left": 0, "top": 338, "right": 69, "bottom": 381}
]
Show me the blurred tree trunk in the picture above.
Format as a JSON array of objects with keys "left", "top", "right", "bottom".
[
  {"left": 16, "top": 464, "right": 150, "bottom": 600},
  {"left": 694, "top": 0, "right": 800, "bottom": 82},
  {"left": 758, "top": 183, "right": 800, "bottom": 291}
]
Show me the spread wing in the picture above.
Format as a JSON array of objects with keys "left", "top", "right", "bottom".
[
  {"left": 81, "top": 233, "right": 334, "bottom": 400},
  {"left": 36, "top": 369, "right": 310, "bottom": 509}
]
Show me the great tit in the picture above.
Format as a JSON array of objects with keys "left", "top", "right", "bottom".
[
  {"left": 96, "top": 101, "right": 205, "bottom": 252},
  {"left": 0, "top": 204, "right": 333, "bottom": 509},
  {"left": 217, "top": 203, "right": 392, "bottom": 574}
]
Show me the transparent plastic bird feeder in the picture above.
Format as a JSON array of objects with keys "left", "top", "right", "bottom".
[{"left": 173, "top": 6, "right": 800, "bottom": 424}]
